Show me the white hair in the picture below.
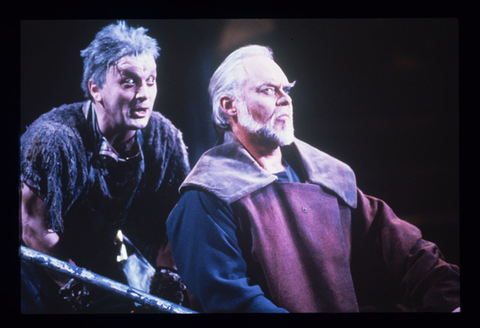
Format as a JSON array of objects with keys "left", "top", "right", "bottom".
[{"left": 208, "top": 45, "right": 273, "bottom": 132}]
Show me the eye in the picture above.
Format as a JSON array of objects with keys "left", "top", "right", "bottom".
[
  {"left": 260, "top": 87, "right": 276, "bottom": 95},
  {"left": 146, "top": 76, "right": 156, "bottom": 85},
  {"left": 283, "top": 87, "right": 292, "bottom": 95},
  {"left": 123, "top": 78, "right": 136, "bottom": 86}
]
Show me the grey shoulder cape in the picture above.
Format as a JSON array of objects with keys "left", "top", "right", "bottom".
[{"left": 180, "top": 134, "right": 357, "bottom": 208}]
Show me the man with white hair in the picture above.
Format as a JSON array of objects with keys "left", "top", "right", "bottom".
[{"left": 166, "top": 45, "right": 460, "bottom": 313}]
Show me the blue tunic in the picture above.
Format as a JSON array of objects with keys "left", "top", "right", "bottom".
[{"left": 167, "top": 164, "right": 299, "bottom": 313}]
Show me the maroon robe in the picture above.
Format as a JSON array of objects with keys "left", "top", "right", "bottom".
[{"left": 180, "top": 134, "right": 460, "bottom": 312}]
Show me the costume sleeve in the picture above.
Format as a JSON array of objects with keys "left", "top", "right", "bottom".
[
  {"left": 166, "top": 189, "right": 289, "bottom": 313},
  {"left": 20, "top": 120, "right": 87, "bottom": 233},
  {"left": 352, "top": 189, "right": 460, "bottom": 312}
]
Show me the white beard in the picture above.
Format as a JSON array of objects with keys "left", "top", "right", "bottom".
[{"left": 237, "top": 102, "right": 295, "bottom": 146}]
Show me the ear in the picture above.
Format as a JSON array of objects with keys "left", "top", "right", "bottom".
[
  {"left": 219, "top": 95, "right": 237, "bottom": 117},
  {"left": 88, "top": 80, "right": 102, "bottom": 102}
]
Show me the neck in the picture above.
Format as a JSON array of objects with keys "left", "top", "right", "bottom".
[
  {"left": 233, "top": 128, "right": 285, "bottom": 174},
  {"left": 104, "top": 129, "right": 136, "bottom": 150},
  {"left": 93, "top": 105, "right": 137, "bottom": 156}
]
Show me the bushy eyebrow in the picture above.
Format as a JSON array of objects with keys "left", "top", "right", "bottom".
[
  {"left": 287, "top": 80, "right": 297, "bottom": 87},
  {"left": 284, "top": 80, "right": 297, "bottom": 90},
  {"left": 256, "top": 80, "right": 296, "bottom": 92}
]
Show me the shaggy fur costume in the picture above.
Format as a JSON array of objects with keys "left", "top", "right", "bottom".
[{"left": 20, "top": 102, "right": 190, "bottom": 264}]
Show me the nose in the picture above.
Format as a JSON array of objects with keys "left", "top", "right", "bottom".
[
  {"left": 276, "top": 89, "right": 292, "bottom": 107},
  {"left": 135, "top": 82, "right": 149, "bottom": 102}
]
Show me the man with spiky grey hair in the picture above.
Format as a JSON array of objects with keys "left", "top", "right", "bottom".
[{"left": 20, "top": 21, "right": 190, "bottom": 313}]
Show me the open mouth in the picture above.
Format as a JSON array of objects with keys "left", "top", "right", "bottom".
[{"left": 131, "top": 107, "right": 149, "bottom": 118}]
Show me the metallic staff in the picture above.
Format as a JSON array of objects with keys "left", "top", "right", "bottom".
[{"left": 20, "top": 245, "right": 197, "bottom": 314}]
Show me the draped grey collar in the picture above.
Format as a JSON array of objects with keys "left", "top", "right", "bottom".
[{"left": 181, "top": 132, "right": 357, "bottom": 208}]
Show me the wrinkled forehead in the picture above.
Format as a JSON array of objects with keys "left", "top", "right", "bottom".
[
  {"left": 110, "top": 54, "right": 157, "bottom": 76},
  {"left": 242, "top": 56, "right": 291, "bottom": 86}
]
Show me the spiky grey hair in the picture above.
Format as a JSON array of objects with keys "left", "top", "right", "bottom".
[{"left": 80, "top": 21, "right": 160, "bottom": 99}]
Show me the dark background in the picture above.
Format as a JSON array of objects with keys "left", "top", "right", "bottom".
[{"left": 20, "top": 19, "right": 459, "bottom": 265}]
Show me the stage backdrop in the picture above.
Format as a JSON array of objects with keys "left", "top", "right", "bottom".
[{"left": 20, "top": 18, "right": 459, "bottom": 265}]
